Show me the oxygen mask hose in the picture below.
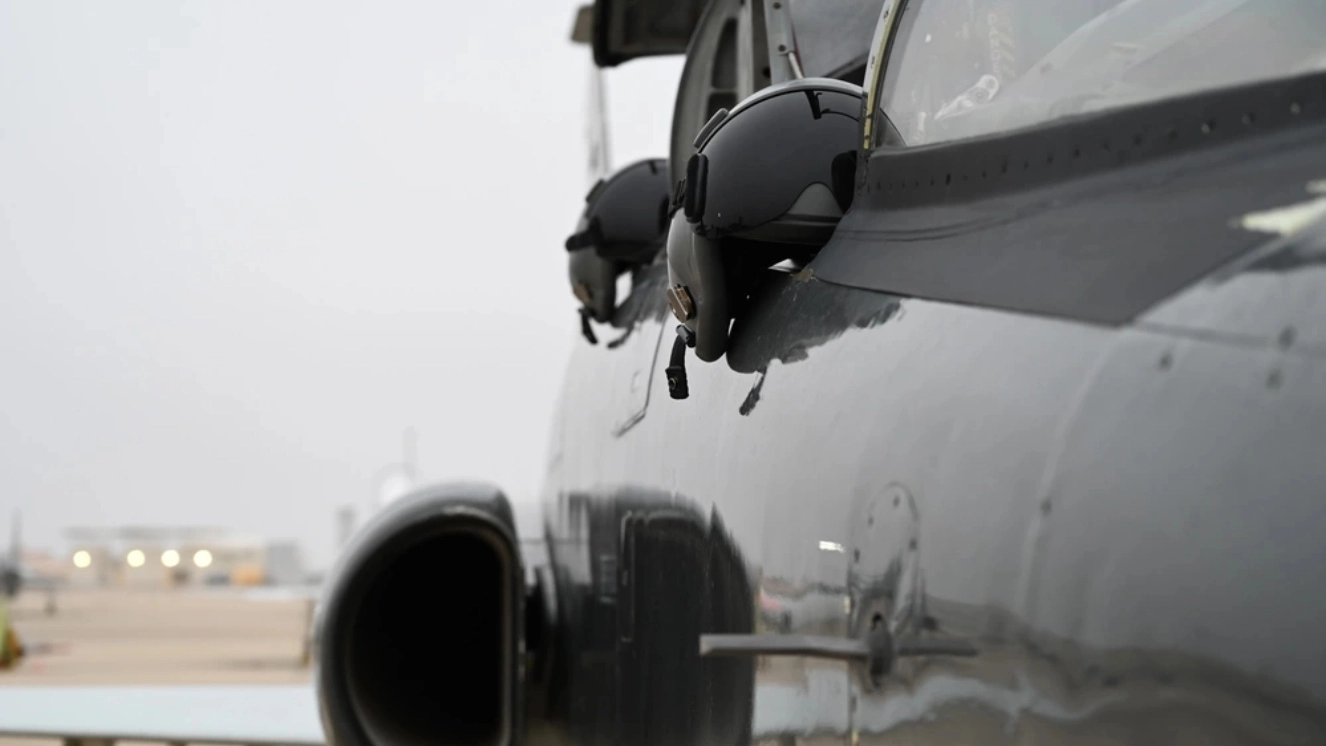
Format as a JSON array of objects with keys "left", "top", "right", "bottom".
[
  {"left": 579, "top": 307, "right": 599, "bottom": 345},
  {"left": 666, "top": 325, "right": 695, "bottom": 400}
]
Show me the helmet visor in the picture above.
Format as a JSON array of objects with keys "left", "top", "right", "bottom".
[
  {"left": 589, "top": 159, "right": 671, "bottom": 260},
  {"left": 690, "top": 88, "right": 861, "bottom": 238}
]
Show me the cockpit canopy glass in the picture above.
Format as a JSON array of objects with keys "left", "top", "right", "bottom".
[
  {"left": 874, "top": 0, "right": 1326, "bottom": 148},
  {"left": 789, "top": 0, "right": 889, "bottom": 81}
]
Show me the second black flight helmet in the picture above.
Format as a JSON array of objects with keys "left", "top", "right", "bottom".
[{"left": 565, "top": 158, "right": 670, "bottom": 324}]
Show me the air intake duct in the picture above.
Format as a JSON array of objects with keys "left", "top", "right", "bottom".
[{"left": 314, "top": 483, "right": 528, "bottom": 746}]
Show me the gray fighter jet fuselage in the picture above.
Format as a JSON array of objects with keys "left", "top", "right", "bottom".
[{"left": 312, "top": 2, "right": 1326, "bottom": 746}]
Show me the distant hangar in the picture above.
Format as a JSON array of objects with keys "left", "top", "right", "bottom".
[{"left": 63, "top": 526, "right": 305, "bottom": 587}]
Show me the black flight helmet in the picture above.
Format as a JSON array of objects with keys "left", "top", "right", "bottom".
[
  {"left": 667, "top": 78, "right": 864, "bottom": 362},
  {"left": 682, "top": 78, "right": 863, "bottom": 244},
  {"left": 565, "top": 158, "right": 671, "bottom": 264},
  {"left": 566, "top": 159, "right": 670, "bottom": 327}
]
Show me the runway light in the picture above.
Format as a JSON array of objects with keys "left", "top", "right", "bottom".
[
  {"left": 162, "top": 549, "right": 181, "bottom": 568},
  {"left": 193, "top": 549, "right": 213, "bottom": 568},
  {"left": 126, "top": 549, "right": 146, "bottom": 568},
  {"left": 72, "top": 550, "right": 92, "bottom": 569}
]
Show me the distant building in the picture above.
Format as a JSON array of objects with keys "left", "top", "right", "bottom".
[
  {"left": 262, "top": 541, "right": 305, "bottom": 587},
  {"left": 63, "top": 527, "right": 304, "bottom": 588}
]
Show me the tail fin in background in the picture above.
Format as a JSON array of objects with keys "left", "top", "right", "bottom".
[
  {"left": 586, "top": 63, "right": 612, "bottom": 188},
  {"left": 570, "top": 4, "right": 612, "bottom": 187}
]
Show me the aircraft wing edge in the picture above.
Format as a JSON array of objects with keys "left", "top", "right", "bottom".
[{"left": 0, "top": 684, "right": 323, "bottom": 746}]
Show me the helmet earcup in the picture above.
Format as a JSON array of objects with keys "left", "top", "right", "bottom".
[
  {"left": 568, "top": 247, "right": 618, "bottom": 323},
  {"left": 666, "top": 212, "right": 728, "bottom": 362}
]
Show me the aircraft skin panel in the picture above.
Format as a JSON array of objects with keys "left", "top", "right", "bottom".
[
  {"left": 540, "top": 218, "right": 1326, "bottom": 742},
  {"left": 820, "top": 70, "right": 1326, "bottom": 327},
  {"left": 0, "top": 685, "right": 323, "bottom": 746},
  {"left": 1027, "top": 328, "right": 1326, "bottom": 697},
  {"left": 1140, "top": 194, "right": 1326, "bottom": 352}
]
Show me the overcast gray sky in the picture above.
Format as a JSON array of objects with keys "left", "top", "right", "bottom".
[{"left": 0, "top": 1, "right": 682, "bottom": 568}]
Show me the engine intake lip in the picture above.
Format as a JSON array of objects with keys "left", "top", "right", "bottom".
[{"left": 315, "top": 485, "right": 523, "bottom": 746}]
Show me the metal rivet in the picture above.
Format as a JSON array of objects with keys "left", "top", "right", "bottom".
[{"left": 1267, "top": 370, "right": 1284, "bottom": 389}]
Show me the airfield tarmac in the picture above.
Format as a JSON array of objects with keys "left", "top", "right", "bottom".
[{"left": 1, "top": 587, "right": 313, "bottom": 746}]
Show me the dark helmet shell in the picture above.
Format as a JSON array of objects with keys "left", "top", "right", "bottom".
[
  {"left": 681, "top": 78, "right": 863, "bottom": 244},
  {"left": 565, "top": 158, "right": 671, "bottom": 264}
]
